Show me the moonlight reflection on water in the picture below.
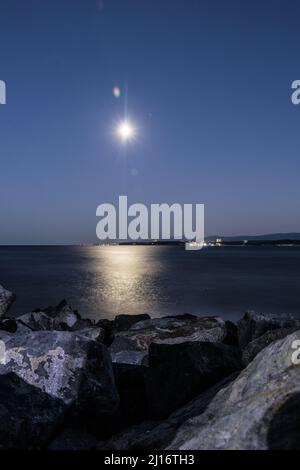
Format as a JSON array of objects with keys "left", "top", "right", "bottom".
[
  {"left": 1, "top": 245, "right": 300, "bottom": 321},
  {"left": 85, "top": 246, "right": 169, "bottom": 316}
]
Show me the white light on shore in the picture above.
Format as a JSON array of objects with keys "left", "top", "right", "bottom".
[{"left": 116, "top": 120, "right": 136, "bottom": 142}]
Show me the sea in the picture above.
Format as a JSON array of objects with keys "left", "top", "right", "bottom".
[{"left": 0, "top": 245, "right": 300, "bottom": 322}]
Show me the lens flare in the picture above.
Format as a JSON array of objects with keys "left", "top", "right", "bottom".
[{"left": 113, "top": 86, "right": 121, "bottom": 98}]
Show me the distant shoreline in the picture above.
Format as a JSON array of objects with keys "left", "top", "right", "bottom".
[
  {"left": 1, "top": 240, "right": 300, "bottom": 248},
  {"left": 117, "top": 239, "right": 300, "bottom": 247}
]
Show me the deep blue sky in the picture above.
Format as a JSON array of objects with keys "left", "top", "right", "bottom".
[{"left": 0, "top": 0, "right": 300, "bottom": 244}]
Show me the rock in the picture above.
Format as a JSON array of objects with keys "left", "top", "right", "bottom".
[
  {"left": 97, "top": 363, "right": 147, "bottom": 438},
  {"left": 0, "top": 285, "right": 15, "bottom": 318},
  {"left": 0, "top": 372, "right": 65, "bottom": 449},
  {"left": 267, "top": 392, "right": 300, "bottom": 450},
  {"left": 48, "top": 428, "right": 98, "bottom": 450},
  {"left": 17, "top": 311, "right": 55, "bottom": 331},
  {"left": 95, "top": 319, "right": 115, "bottom": 347},
  {"left": 111, "top": 351, "right": 147, "bottom": 366},
  {"left": 111, "top": 363, "right": 147, "bottom": 431},
  {"left": 97, "top": 374, "right": 238, "bottom": 450},
  {"left": 52, "top": 302, "right": 81, "bottom": 330},
  {"left": 146, "top": 341, "right": 243, "bottom": 419},
  {"left": 167, "top": 330, "right": 300, "bottom": 450},
  {"left": 16, "top": 300, "right": 109, "bottom": 344},
  {"left": 76, "top": 326, "right": 106, "bottom": 343},
  {"left": 43, "top": 299, "right": 79, "bottom": 320},
  {"left": 242, "top": 326, "right": 299, "bottom": 365},
  {"left": 0, "top": 319, "right": 18, "bottom": 333},
  {"left": 237, "top": 311, "right": 300, "bottom": 348},
  {"left": 97, "top": 421, "right": 159, "bottom": 450},
  {"left": 0, "top": 330, "right": 119, "bottom": 418},
  {"left": 223, "top": 320, "right": 239, "bottom": 347},
  {"left": 110, "top": 315, "right": 227, "bottom": 364},
  {"left": 113, "top": 314, "right": 150, "bottom": 332},
  {"left": 17, "top": 300, "right": 92, "bottom": 332}
]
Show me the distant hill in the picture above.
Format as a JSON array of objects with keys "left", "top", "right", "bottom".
[{"left": 206, "top": 233, "right": 300, "bottom": 241}]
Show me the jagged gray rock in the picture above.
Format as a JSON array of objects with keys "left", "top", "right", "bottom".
[
  {"left": 17, "top": 311, "right": 54, "bottom": 331},
  {"left": 111, "top": 350, "right": 147, "bottom": 366},
  {"left": 242, "top": 326, "right": 299, "bottom": 365},
  {"left": 167, "top": 330, "right": 300, "bottom": 450},
  {"left": 0, "top": 372, "right": 65, "bottom": 449},
  {"left": 0, "top": 329, "right": 119, "bottom": 417},
  {"left": 97, "top": 363, "right": 148, "bottom": 438},
  {"left": 110, "top": 315, "right": 227, "bottom": 365},
  {"left": 0, "top": 285, "right": 15, "bottom": 318},
  {"left": 15, "top": 300, "right": 107, "bottom": 343},
  {"left": 113, "top": 314, "right": 150, "bottom": 332},
  {"left": 146, "top": 341, "right": 243, "bottom": 419},
  {"left": 237, "top": 311, "right": 300, "bottom": 348},
  {"left": 48, "top": 428, "right": 98, "bottom": 450},
  {"left": 97, "top": 374, "right": 238, "bottom": 450},
  {"left": 16, "top": 300, "right": 94, "bottom": 332}
]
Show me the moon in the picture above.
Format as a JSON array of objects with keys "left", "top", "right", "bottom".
[{"left": 116, "top": 120, "right": 136, "bottom": 142}]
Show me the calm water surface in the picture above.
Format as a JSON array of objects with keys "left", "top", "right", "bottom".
[{"left": 0, "top": 245, "right": 300, "bottom": 322}]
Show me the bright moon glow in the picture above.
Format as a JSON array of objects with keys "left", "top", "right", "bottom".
[{"left": 116, "top": 121, "right": 136, "bottom": 142}]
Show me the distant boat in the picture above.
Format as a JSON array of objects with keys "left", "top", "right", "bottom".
[{"left": 185, "top": 241, "right": 204, "bottom": 251}]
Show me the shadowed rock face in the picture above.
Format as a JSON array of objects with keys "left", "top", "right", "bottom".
[
  {"left": 167, "top": 330, "right": 300, "bottom": 450},
  {"left": 95, "top": 362, "right": 148, "bottom": 439},
  {"left": 146, "top": 341, "right": 243, "bottom": 419},
  {"left": 110, "top": 315, "right": 227, "bottom": 365},
  {"left": 97, "top": 374, "right": 238, "bottom": 451},
  {"left": 113, "top": 314, "right": 150, "bottom": 332},
  {"left": 267, "top": 392, "right": 300, "bottom": 450},
  {"left": 237, "top": 311, "right": 300, "bottom": 349},
  {"left": 0, "top": 330, "right": 119, "bottom": 415},
  {"left": 0, "top": 285, "right": 15, "bottom": 318},
  {"left": 0, "top": 372, "right": 65, "bottom": 449},
  {"left": 48, "top": 428, "right": 98, "bottom": 450}
]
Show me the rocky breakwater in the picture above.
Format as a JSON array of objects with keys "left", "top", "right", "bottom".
[{"left": 0, "top": 284, "right": 299, "bottom": 450}]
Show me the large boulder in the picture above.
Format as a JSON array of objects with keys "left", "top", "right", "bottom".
[
  {"left": 112, "top": 362, "right": 147, "bottom": 430},
  {"left": 146, "top": 341, "right": 243, "bottom": 419},
  {"left": 237, "top": 311, "right": 300, "bottom": 349},
  {"left": 17, "top": 311, "right": 54, "bottom": 331},
  {"left": 15, "top": 300, "right": 108, "bottom": 344},
  {"left": 48, "top": 428, "right": 98, "bottom": 450},
  {"left": 0, "top": 285, "right": 15, "bottom": 318},
  {"left": 97, "top": 362, "right": 147, "bottom": 438},
  {"left": 111, "top": 350, "right": 147, "bottom": 366},
  {"left": 242, "top": 326, "right": 299, "bottom": 366},
  {"left": 113, "top": 314, "right": 150, "bottom": 332},
  {"left": 223, "top": 321, "right": 239, "bottom": 347},
  {"left": 110, "top": 315, "right": 227, "bottom": 365},
  {"left": 44, "top": 300, "right": 82, "bottom": 329},
  {"left": 98, "top": 374, "right": 238, "bottom": 450},
  {"left": 0, "top": 330, "right": 119, "bottom": 418},
  {"left": 17, "top": 300, "right": 93, "bottom": 332},
  {"left": 167, "top": 330, "right": 300, "bottom": 449},
  {"left": 0, "top": 319, "right": 18, "bottom": 333},
  {"left": 0, "top": 372, "right": 65, "bottom": 449}
]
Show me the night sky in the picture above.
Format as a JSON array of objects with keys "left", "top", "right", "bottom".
[{"left": 0, "top": 0, "right": 300, "bottom": 244}]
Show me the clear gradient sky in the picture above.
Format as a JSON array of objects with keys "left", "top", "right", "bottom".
[{"left": 0, "top": 0, "right": 300, "bottom": 244}]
